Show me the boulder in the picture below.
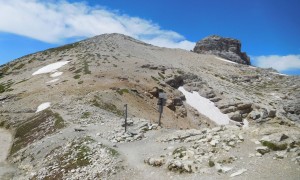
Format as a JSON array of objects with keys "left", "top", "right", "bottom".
[
  {"left": 228, "top": 112, "right": 242, "bottom": 122},
  {"left": 167, "top": 160, "right": 196, "bottom": 173},
  {"left": 145, "top": 157, "right": 165, "bottom": 166},
  {"left": 148, "top": 87, "right": 160, "bottom": 98},
  {"left": 274, "top": 151, "right": 287, "bottom": 159},
  {"left": 193, "top": 35, "right": 250, "bottom": 65},
  {"left": 165, "top": 75, "right": 184, "bottom": 88},
  {"left": 268, "top": 109, "right": 276, "bottom": 118}
]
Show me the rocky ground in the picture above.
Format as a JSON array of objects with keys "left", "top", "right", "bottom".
[{"left": 0, "top": 33, "right": 299, "bottom": 179}]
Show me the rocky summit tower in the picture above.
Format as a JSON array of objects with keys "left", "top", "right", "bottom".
[{"left": 193, "top": 35, "right": 251, "bottom": 65}]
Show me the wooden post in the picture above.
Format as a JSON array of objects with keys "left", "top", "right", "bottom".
[
  {"left": 158, "top": 92, "right": 166, "bottom": 127},
  {"left": 124, "top": 104, "right": 127, "bottom": 132}
]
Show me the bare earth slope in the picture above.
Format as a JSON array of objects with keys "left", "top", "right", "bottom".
[{"left": 0, "top": 33, "right": 299, "bottom": 179}]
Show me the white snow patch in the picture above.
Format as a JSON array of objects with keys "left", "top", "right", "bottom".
[
  {"left": 230, "top": 168, "right": 247, "bottom": 177},
  {"left": 36, "top": 102, "right": 51, "bottom": 113},
  {"left": 32, "top": 61, "right": 69, "bottom": 75},
  {"left": 242, "top": 119, "right": 249, "bottom": 129},
  {"left": 178, "top": 87, "right": 230, "bottom": 125},
  {"left": 215, "top": 57, "right": 238, "bottom": 64},
  {"left": 270, "top": 72, "right": 288, "bottom": 76},
  {"left": 46, "top": 78, "right": 59, "bottom": 84},
  {"left": 50, "top": 72, "right": 63, "bottom": 77},
  {"left": 248, "top": 66, "right": 257, "bottom": 69}
]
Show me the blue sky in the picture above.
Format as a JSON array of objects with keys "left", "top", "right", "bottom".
[{"left": 0, "top": 0, "right": 300, "bottom": 75}]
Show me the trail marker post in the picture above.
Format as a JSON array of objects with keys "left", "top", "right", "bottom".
[
  {"left": 157, "top": 92, "right": 167, "bottom": 126},
  {"left": 124, "top": 104, "right": 128, "bottom": 132}
]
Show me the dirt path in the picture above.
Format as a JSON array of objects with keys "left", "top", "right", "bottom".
[
  {"left": 111, "top": 129, "right": 212, "bottom": 180},
  {"left": 0, "top": 128, "right": 15, "bottom": 179}
]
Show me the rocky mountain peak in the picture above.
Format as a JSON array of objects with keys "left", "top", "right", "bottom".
[{"left": 193, "top": 35, "right": 251, "bottom": 65}]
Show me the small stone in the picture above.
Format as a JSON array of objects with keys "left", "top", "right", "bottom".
[
  {"left": 274, "top": 151, "right": 287, "bottom": 159},
  {"left": 238, "top": 135, "right": 244, "bottom": 141},
  {"left": 224, "top": 146, "right": 231, "bottom": 151},
  {"left": 228, "top": 141, "right": 235, "bottom": 147},
  {"left": 174, "top": 160, "right": 182, "bottom": 168},
  {"left": 256, "top": 152, "right": 262, "bottom": 157},
  {"left": 210, "top": 139, "right": 219, "bottom": 147},
  {"left": 256, "top": 146, "right": 270, "bottom": 155}
]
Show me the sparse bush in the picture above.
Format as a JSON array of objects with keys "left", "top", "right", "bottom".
[
  {"left": 117, "top": 88, "right": 129, "bottom": 95},
  {"left": 151, "top": 76, "right": 159, "bottom": 82},
  {"left": 73, "top": 74, "right": 81, "bottom": 79},
  {"left": 81, "top": 112, "right": 91, "bottom": 118}
]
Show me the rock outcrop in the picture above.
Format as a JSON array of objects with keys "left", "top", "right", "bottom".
[{"left": 193, "top": 35, "right": 250, "bottom": 65}]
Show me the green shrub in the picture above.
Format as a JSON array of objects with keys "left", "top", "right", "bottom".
[
  {"left": 117, "top": 88, "right": 129, "bottom": 95},
  {"left": 81, "top": 112, "right": 91, "bottom": 118},
  {"left": 73, "top": 74, "right": 81, "bottom": 79}
]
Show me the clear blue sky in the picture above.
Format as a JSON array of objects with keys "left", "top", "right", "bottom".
[{"left": 0, "top": 0, "right": 299, "bottom": 74}]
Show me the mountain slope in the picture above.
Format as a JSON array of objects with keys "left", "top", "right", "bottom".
[{"left": 0, "top": 33, "right": 299, "bottom": 179}]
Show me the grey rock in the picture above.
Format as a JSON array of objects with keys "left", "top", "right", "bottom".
[
  {"left": 193, "top": 35, "right": 250, "bottom": 65},
  {"left": 256, "top": 146, "right": 270, "bottom": 155},
  {"left": 165, "top": 76, "right": 184, "bottom": 88},
  {"left": 249, "top": 111, "right": 261, "bottom": 120},
  {"left": 274, "top": 151, "right": 287, "bottom": 159},
  {"left": 268, "top": 109, "right": 276, "bottom": 118},
  {"left": 228, "top": 113, "right": 242, "bottom": 122},
  {"left": 145, "top": 157, "right": 165, "bottom": 167},
  {"left": 261, "top": 108, "right": 269, "bottom": 119}
]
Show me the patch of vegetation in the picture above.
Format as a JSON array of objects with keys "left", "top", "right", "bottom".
[
  {"left": 73, "top": 74, "right": 81, "bottom": 79},
  {"left": 105, "top": 146, "right": 119, "bottom": 157},
  {"left": 47, "top": 42, "right": 80, "bottom": 53},
  {"left": 158, "top": 72, "right": 165, "bottom": 79},
  {"left": 78, "top": 81, "right": 83, "bottom": 84},
  {"left": 0, "top": 66, "right": 10, "bottom": 75},
  {"left": 0, "top": 80, "right": 14, "bottom": 93},
  {"left": 261, "top": 141, "right": 287, "bottom": 151},
  {"left": 72, "top": 144, "right": 91, "bottom": 167},
  {"left": 16, "top": 79, "right": 28, "bottom": 84},
  {"left": 10, "top": 110, "right": 65, "bottom": 154},
  {"left": 117, "top": 88, "right": 129, "bottom": 95},
  {"left": 177, "top": 69, "right": 184, "bottom": 74},
  {"left": 113, "top": 64, "right": 118, "bottom": 67},
  {"left": 81, "top": 112, "right": 91, "bottom": 118},
  {"left": 92, "top": 99, "right": 123, "bottom": 116},
  {"left": 54, "top": 112, "right": 65, "bottom": 129},
  {"left": 172, "top": 146, "right": 187, "bottom": 158},
  {"left": 83, "top": 60, "right": 91, "bottom": 74},
  {"left": 13, "top": 63, "right": 25, "bottom": 70},
  {"left": 74, "top": 68, "right": 82, "bottom": 74},
  {"left": 28, "top": 58, "right": 36, "bottom": 63},
  {"left": 208, "top": 160, "right": 215, "bottom": 167},
  {"left": 151, "top": 76, "right": 159, "bottom": 82}
]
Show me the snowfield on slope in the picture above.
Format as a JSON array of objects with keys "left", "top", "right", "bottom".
[
  {"left": 215, "top": 56, "right": 238, "bottom": 64},
  {"left": 36, "top": 102, "right": 51, "bottom": 113},
  {"left": 50, "top": 72, "right": 63, "bottom": 77},
  {"left": 179, "top": 86, "right": 230, "bottom": 125},
  {"left": 32, "top": 61, "right": 70, "bottom": 75}
]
